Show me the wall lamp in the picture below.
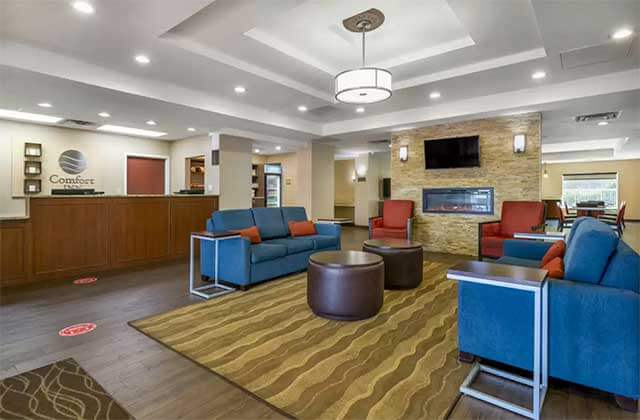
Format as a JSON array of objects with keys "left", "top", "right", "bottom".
[
  {"left": 399, "top": 145, "right": 409, "bottom": 162},
  {"left": 513, "top": 134, "right": 526, "bottom": 153}
]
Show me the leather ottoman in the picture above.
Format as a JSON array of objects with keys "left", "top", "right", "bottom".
[
  {"left": 307, "top": 251, "right": 384, "bottom": 321},
  {"left": 362, "top": 238, "right": 423, "bottom": 289}
]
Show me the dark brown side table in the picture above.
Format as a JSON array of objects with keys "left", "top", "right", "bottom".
[
  {"left": 362, "top": 238, "right": 423, "bottom": 289},
  {"left": 307, "top": 251, "right": 384, "bottom": 321}
]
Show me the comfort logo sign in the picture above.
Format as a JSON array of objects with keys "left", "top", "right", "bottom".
[
  {"left": 58, "top": 149, "right": 87, "bottom": 174},
  {"left": 49, "top": 149, "right": 96, "bottom": 189}
]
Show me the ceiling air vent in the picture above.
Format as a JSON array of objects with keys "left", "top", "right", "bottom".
[
  {"left": 368, "top": 139, "right": 390, "bottom": 145},
  {"left": 574, "top": 111, "right": 621, "bottom": 123}
]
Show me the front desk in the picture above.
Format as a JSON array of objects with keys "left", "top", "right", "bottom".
[{"left": 0, "top": 195, "right": 218, "bottom": 287}]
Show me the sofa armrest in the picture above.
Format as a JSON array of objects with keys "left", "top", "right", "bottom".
[
  {"left": 503, "top": 239, "right": 553, "bottom": 261},
  {"left": 316, "top": 222, "right": 341, "bottom": 238},
  {"left": 477, "top": 220, "right": 501, "bottom": 260},
  {"left": 369, "top": 216, "right": 383, "bottom": 238},
  {"left": 200, "top": 236, "right": 251, "bottom": 285}
]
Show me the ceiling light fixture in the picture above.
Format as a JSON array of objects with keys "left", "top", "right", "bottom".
[
  {"left": 275, "top": 146, "right": 282, "bottom": 151},
  {"left": 598, "top": 121, "right": 609, "bottom": 126},
  {"left": 96, "top": 124, "right": 167, "bottom": 138},
  {"left": 356, "top": 107, "right": 365, "bottom": 113},
  {"left": 37, "top": 102, "right": 52, "bottom": 108},
  {"left": 72, "top": 1, "right": 95, "bottom": 14},
  {"left": 254, "top": 148, "right": 261, "bottom": 153},
  {"left": 0, "top": 109, "right": 63, "bottom": 124},
  {"left": 135, "top": 55, "right": 150, "bottom": 64},
  {"left": 297, "top": 105, "right": 308, "bottom": 112},
  {"left": 429, "top": 91, "right": 441, "bottom": 99},
  {"left": 187, "top": 127, "right": 196, "bottom": 132},
  {"left": 335, "top": 9, "right": 392, "bottom": 104},
  {"left": 531, "top": 71, "right": 546, "bottom": 80},
  {"left": 98, "top": 112, "right": 110, "bottom": 118},
  {"left": 612, "top": 28, "right": 634, "bottom": 40},
  {"left": 145, "top": 120, "right": 156, "bottom": 126},
  {"left": 234, "top": 86, "right": 246, "bottom": 94}
]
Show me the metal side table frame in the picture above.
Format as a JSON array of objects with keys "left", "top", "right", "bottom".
[
  {"left": 189, "top": 231, "right": 240, "bottom": 299},
  {"left": 448, "top": 261, "right": 549, "bottom": 420}
]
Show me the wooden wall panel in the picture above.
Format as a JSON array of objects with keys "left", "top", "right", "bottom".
[
  {"left": 170, "top": 196, "right": 218, "bottom": 257},
  {"left": 110, "top": 198, "right": 170, "bottom": 265},
  {"left": 31, "top": 199, "right": 109, "bottom": 277},
  {"left": 0, "top": 220, "right": 29, "bottom": 286}
]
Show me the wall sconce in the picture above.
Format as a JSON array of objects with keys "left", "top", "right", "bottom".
[
  {"left": 542, "top": 163, "right": 549, "bottom": 178},
  {"left": 513, "top": 134, "right": 526, "bottom": 153},
  {"left": 399, "top": 145, "right": 409, "bottom": 162},
  {"left": 351, "top": 170, "right": 357, "bottom": 182},
  {"left": 356, "top": 165, "right": 367, "bottom": 182}
]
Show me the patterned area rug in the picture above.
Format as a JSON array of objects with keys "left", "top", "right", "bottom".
[
  {"left": 130, "top": 261, "right": 468, "bottom": 420},
  {"left": 0, "top": 358, "right": 133, "bottom": 420}
]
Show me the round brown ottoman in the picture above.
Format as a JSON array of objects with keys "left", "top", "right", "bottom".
[
  {"left": 362, "top": 239, "right": 423, "bottom": 289},
  {"left": 307, "top": 251, "right": 384, "bottom": 321}
]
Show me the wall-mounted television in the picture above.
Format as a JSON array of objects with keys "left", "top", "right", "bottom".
[{"left": 424, "top": 136, "right": 480, "bottom": 169}]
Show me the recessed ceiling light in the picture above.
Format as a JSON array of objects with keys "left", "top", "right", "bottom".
[
  {"left": 297, "top": 105, "right": 308, "bottom": 112},
  {"left": 0, "top": 109, "right": 63, "bottom": 124},
  {"left": 429, "top": 91, "right": 441, "bottom": 99},
  {"left": 254, "top": 148, "right": 260, "bottom": 153},
  {"left": 612, "top": 28, "right": 634, "bottom": 40},
  {"left": 145, "top": 120, "right": 156, "bottom": 126},
  {"left": 598, "top": 121, "right": 609, "bottom": 126},
  {"left": 135, "top": 55, "right": 150, "bottom": 64},
  {"left": 37, "top": 102, "right": 52, "bottom": 108},
  {"left": 98, "top": 112, "right": 110, "bottom": 118},
  {"left": 356, "top": 107, "right": 365, "bottom": 113},
  {"left": 234, "top": 86, "right": 246, "bottom": 94},
  {"left": 531, "top": 71, "right": 546, "bottom": 80},
  {"left": 96, "top": 124, "right": 167, "bottom": 138},
  {"left": 72, "top": 1, "right": 94, "bottom": 14},
  {"left": 275, "top": 146, "right": 282, "bottom": 151},
  {"left": 187, "top": 127, "right": 196, "bottom": 132}
]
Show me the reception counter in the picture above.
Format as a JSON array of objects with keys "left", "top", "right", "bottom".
[{"left": 0, "top": 195, "right": 218, "bottom": 287}]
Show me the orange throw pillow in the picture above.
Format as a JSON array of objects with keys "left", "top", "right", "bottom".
[
  {"left": 236, "top": 226, "right": 261, "bottom": 244},
  {"left": 288, "top": 221, "right": 317, "bottom": 237},
  {"left": 541, "top": 240, "right": 566, "bottom": 266},
  {"left": 543, "top": 257, "right": 564, "bottom": 278}
]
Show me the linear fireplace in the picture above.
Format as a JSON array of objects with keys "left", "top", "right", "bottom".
[{"left": 423, "top": 187, "right": 494, "bottom": 215}]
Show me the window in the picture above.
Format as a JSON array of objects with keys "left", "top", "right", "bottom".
[{"left": 562, "top": 173, "right": 618, "bottom": 209}]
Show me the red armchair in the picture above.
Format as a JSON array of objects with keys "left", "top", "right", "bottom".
[
  {"left": 478, "top": 201, "right": 546, "bottom": 260},
  {"left": 369, "top": 200, "right": 414, "bottom": 240}
]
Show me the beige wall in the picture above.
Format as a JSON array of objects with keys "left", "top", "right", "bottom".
[
  {"left": 311, "top": 143, "right": 335, "bottom": 220},
  {"left": 1, "top": 120, "right": 171, "bottom": 217},
  {"left": 392, "top": 113, "right": 541, "bottom": 255},
  {"left": 170, "top": 135, "right": 218, "bottom": 194},
  {"left": 334, "top": 159, "right": 355, "bottom": 206},
  {"left": 542, "top": 159, "right": 640, "bottom": 220},
  {"left": 218, "top": 134, "right": 252, "bottom": 210}
]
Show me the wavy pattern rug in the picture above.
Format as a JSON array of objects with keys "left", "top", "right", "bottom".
[
  {"left": 0, "top": 358, "right": 133, "bottom": 420},
  {"left": 130, "top": 261, "right": 468, "bottom": 420}
]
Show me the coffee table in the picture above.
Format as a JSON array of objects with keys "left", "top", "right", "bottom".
[
  {"left": 307, "top": 251, "right": 384, "bottom": 320},
  {"left": 362, "top": 238, "right": 423, "bottom": 289},
  {"left": 447, "top": 260, "right": 549, "bottom": 420}
]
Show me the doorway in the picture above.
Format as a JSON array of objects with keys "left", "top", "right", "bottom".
[{"left": 185, "top": 155, "right": 205, "bottom": 192}]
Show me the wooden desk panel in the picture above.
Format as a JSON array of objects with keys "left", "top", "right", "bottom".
[
  {"left": 170, "top": 196, "right": 218, "bottom": 257},
  {"left": 0, "top": 220, "right": 30, "bottom": 286}
]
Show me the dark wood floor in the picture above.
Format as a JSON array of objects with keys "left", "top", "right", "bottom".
[{"left": 1, "top": 226, "right": 637, "bottom": 419}]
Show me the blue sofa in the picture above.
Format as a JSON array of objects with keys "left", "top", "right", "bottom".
[
  {"left": 459, "top": 217, "right": 639, "bottom": 405},
  {"left": 200, "top": 207, "right": 341, "bottom": 288}
]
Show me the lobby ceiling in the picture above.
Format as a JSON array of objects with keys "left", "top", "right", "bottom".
[{"left": 0, "top": 0, "right": 638, "bottom": 155}]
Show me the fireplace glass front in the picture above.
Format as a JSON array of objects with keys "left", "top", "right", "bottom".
[{"left": 422, "top": 187, "right": 494, "bottom": 215}]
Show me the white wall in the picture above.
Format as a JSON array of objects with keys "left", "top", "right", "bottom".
[
  {"left": 219, "top": 134, "right": 252, "bottom": 209},
  {"left": 353, "top": 152, "right": 387, "bottom": 226},
  {"left": 169, "top": 135, "right": 218, "bottom": 194}
]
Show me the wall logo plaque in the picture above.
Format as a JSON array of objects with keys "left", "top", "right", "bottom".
[{"left": 58, "top": 149, "right": 87, "bottom": 174}]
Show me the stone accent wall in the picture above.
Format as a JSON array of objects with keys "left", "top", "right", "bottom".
[{"left": 391, "top": 113, "right": 541, "bottom": 256}]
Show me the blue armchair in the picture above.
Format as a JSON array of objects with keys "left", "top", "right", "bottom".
[
  {"left": 200, "top": 207, "right": 341, "bottom": 288},
  {"left": 458, "top": 218, "right": 639, "bottom": 411}
]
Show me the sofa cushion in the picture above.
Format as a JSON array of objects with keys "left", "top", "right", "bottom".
[
  {"left": 563, "top": 218, "right": 619, "bottom": 284},
  {"left": 496, "top": 256, "right": 541, "bottom": 268},
  {"left": 383, "top": 200, "right": 414, "bottom": 229},
  {"left": 304, "top": 234, "right": 339, "bottom": 249},
  {"left": 265, "top": 238, "right": 314, "bottom": 254},
  {"left": 541, "top": 240, "right": 565, "bottom": 266},
  {"left": 481, "top": 235, "right": 510, "bottom": 259},
  {"left": 500, "top": 201, "right": 545, "bottom": 237},
  {"left": 281, "top": 207, "right": 308, "bottom": 227},
  {"left": 600, "top": 240, "right": 639, "bottom": 293},
  {"left": 543, "top": 257, "right": 564, "bottom": 278},
  {"left": 213, "top": 209, "right": 255, "bottom": 231},
  {"left": 236, "top": 226, "right": 261, "bottom": 244},
  {"left": 250, "top": 243, "right": 287, "bottom": 263},
  {"left": 251, "top": 208, "right": 288, "bottom": 239},
  {"left": 372, "top": 227, "right": 407, "bottom": 239},
  {"left": 289, "top": 221, "right": 317, "bottom": 237},
  {"left": 566, "top": 217, "right": 589, "bottom": 247}
]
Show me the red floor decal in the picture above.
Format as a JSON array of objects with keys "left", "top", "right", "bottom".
[
  {"left": 73, "top": 277, "right": 97, "bottom": 285},
  {"left": 58, "top": 323, "right": 97, "bottom": 337}
]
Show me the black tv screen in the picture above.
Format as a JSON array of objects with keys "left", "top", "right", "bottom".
[{"left": 424, "top": 136, "right": 480, "bottom": 169}]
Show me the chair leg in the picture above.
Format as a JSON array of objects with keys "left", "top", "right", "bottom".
[
  {"left": 458, "top": 351, "right": 476, "bottom": 364},
  {"left": 615, "top": 395, "right": 639, "bottom": 412}
]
